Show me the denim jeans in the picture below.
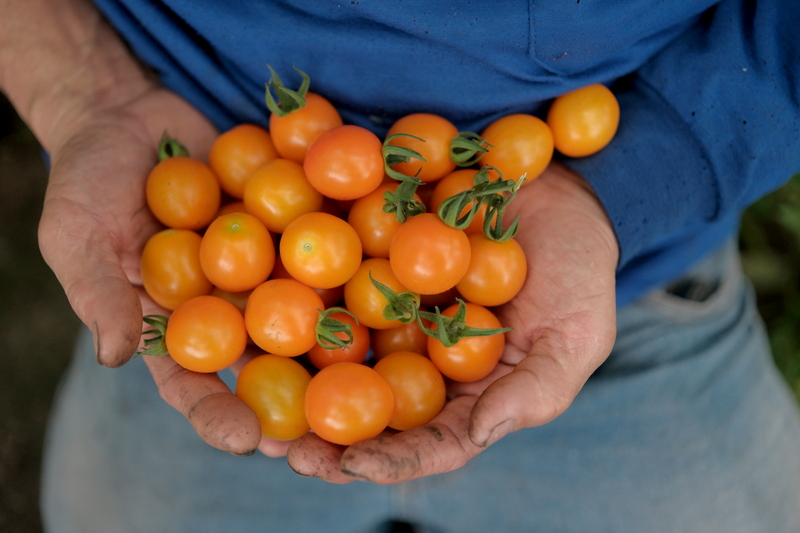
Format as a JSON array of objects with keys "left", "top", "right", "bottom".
[{"left": 41, "top": 241, "right": 800, "bottom": 532}]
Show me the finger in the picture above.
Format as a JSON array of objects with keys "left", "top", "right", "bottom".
[
  {"left": 258, "top": 437, "right": 293, "bottom": 458},
  {"left": 142, "top": 351, "right": 262, "bottom": 455},
  {"left": 287, "top": 433, "right": 355, "bottom": 484},
  {"left": 334, "top": 395, "right": 482, "bottom": 485}
]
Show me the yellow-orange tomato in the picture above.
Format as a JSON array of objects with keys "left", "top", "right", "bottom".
[
  {"left": 269, "top": 92, "right": 343, "bottom": 163},
  {"left": 429, "top": 169, "right": 489, "bottom": 235},
  {"left": 389, "top": 213, "right": 471, "bottom": 295},
  {"left": 209, "top": 124, "right": 279, "bottom": 199},
  {"left": 371, "top": 321, "right": 430, "bottom": 361},
  {"left": 245, "top": 278, "right": 324, "bottom": 357},
  {"left": 348, "top": 182, "right": 422, "bottom": 258},
  {"left": 386, "top": 113, "right": 458, "bottom": 183},
  {"left": 428, "top": 302, "right": 506, "bottom": 382},
  {"left": 270, "top": 254, "right": 344, "bottom": 308},
  {"left": 457, "top": 233, "right": 527, "bottom": 307},
  {"left": 165, "top": 295, "right": 247, "bottom": 373},
  {"left": 235, "top": 354, "right": 312, "bottom": 440},
  {"left": 140, "top": 229, "right": 212, "bottom": 310},
  {"left": 146, "top": 157, "right": 221, "bottom": 230},
  {"left": 199, "top": 213, "right": 275, "bottom": 292},
  {"left": 373, "top": 351, "right": 446, "bottom": 431},
  {"left": 547, "top": 84, "right": 620, "bottom": 157},
  {"left": 480, "top": 114, "right": 554, "bottom": 183},
  {"left": 216, "top": 200, "right": 248, "bottom": 217},
  {"left": 243, "top": 158, "right": 323, "bottom": 233},
  {"left": 307, "top": 311, "right": 370, "bottom": 370},
  {"left": 280, "top": 212, "right": 362, "bottom": 289},
  {"left": 305, "top": 362, "right": 394, "bottom": 446},
  {"left": 344, "top": 257, "right": 416, "bottom": 330}
]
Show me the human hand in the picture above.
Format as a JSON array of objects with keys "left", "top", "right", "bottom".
[{"left": 285, "top": 161, "right": 619, "bottom": 483}]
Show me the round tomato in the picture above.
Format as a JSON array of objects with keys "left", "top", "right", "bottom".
[
  {"left": 165, "top": 295, "right": 247, "bottom": 373},
  {"left": 270, "top": 254, "right": 344, "bottom": 308},
  {"left": 280, "top": 212, "right": 362, "bottom": 289},
  {"left": 386, "top": 113, "right": 458, "bottom": 183},
  {"left": 344, "top": 257, "right": 415, "bottom": 330},
  {"left": 208, "top": 124, "right": 279, "bottom": 199},
  {"left": 303, "top": 125, "right": 384, "bottom": 200},
  {"left": 243, "top": 158, "right": 323, "bottom": 233},
  {"left": 480, "top": 114, "right": 554, "bottom": 183},
  {"left": 140, "top": 229, "right": 212, "bottom": 310},
  {"left": 348, "top": 182, "right": 422, "bottom": 258},
  {"left": 269, "top": 92, "right": 343, "bottom": 163},
  {"left": 373, "top": 351, "right": 446, "bottom": 431},
  {"left": 235, "top": 354, "right": 312, "bottom": 440},
  {"left": 389, "top": 213, "right": 471, "bottom": 295},
  {"left": 199, "top": 213, "right": 275, "bottom": 292},
  {"left": 146, "top": 156, "right": 221, "bottom": 230},
  {"left": 245, "top": 278, "right": 324, "bottom": 357},
  {"left": 456, "top": 233, "right": 527, "bottom": 307},
  {"left": 305, "top": 362, "right": 394, "bottom": 446},
  {"left": 547, "top": 84, "right": 620, "bottom": 157},
  {"left": 371, "top": 321, "right": 429, "bottom": 361},
  {"left": 307, "top": 311, "right": 370, "bottom": 370},
  {"left": 427, "top": 302, "right": 505, "bottom": 382},
  {"left": 429, "top": 169, "right": 489, "bottom": 235}
]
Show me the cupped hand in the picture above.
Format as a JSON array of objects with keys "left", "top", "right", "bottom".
[
  {"left": 37, "top": 87, "right": 263, "bottom": 455},
  {"left": 285, "top": 161, "right": 620, "bottom": 483}
]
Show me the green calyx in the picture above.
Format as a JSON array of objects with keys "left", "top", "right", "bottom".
[
  {"left": 134, "top": 315, "right": 169, "bottom": 357},
  {"left": 264, "top": 65, "right": 310, "bottom": 118},
  {"left": 449, "top": 131, "right": 491, "bottom": 167},
  {"left": 157, "top": 132, "right": 189, "bottom": 161},
  {"left": 368, "top": 272, "right": 420, "bottom": 324},
  {"left": 382, "top": 133, "right": 428, "bottom": 223},
  {"left": 315, "top": 307, "right": 357, "bottom": 350}
]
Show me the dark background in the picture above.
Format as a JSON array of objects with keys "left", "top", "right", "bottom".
[{"left": 0, "top": 92, "right": 798, "bottom": 532}]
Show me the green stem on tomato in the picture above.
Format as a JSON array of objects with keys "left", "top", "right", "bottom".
[
  {"left": 381, "top": 133, "right": 428, "bottom": 223},
  {"left": 416, "top": 299, "right": 512, "bottom": 348},
  {"left": 449, "top": 131, "right": 491, "bottom": 167},
  {"left": 134, "top": 315, "right": 169, "bottom": 357},
  {"left": 264, "top": 65, "right": 310, "bottom": 117},
  {"left": 157, "top": 132, "right": 189, "bottom": 161},
  {"left": 315, "top": 307, "right": 357, "bottom": 350}
]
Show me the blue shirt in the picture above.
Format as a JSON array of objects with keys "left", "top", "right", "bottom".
[{"left": 92, "top": 0, "right": 800, "bottom": 305}]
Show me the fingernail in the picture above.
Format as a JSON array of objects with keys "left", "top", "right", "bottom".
[
  {"left": 482, "top": 419, "right": 516, "bottom": 448},
  {"left": 229, "top": 448, "right": 257, "bottom": 457},
  {"left": 287, "top": 462, "right": 312, "bottom": 477},
  {"left": 92, "top": 321, "right": 102, "bottom": 365},
  {"left": 341, "top": 468, "right": 369, "bottom": 481}
]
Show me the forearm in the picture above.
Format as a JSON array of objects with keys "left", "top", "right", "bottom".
[{"left": 0, "top": 0, "right": 153, "bottom": 153}]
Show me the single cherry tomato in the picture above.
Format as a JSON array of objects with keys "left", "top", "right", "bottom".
[
  {"left": 386, "top": 113, "right": 458, "bottom": 183},
  {"left": 303, "top": 125, "right": 384, "bottom": 200},
  {"left": 348, "top": 182, "right": 422, "bottom": 258},
  {"left": 270, "top": 254, "right": 344, "bottom": 308},
  {"left": 371, "top": 321, "right": 430, "bottom": 360},
  {"left": 165, "top": 295, "right": 247, "bottom": 373},
  {"left": 457, "top": 233, "right": 527, "bottom": 307},
  {"left": 269, "top": 92, "right": 343, "bottom": 163},
  {"left": 307, "top": 311, "right": 370, "bottom": 370},
  {"left": 146, "top": 157, "right": 221, "bottom": 230},
  {"left": 280, "top": 212, "right": 362, "bottom": 289},
  {"left": 344, "top": 257, "right": 415, "bottom": 330},
  {"left": 209, "top": 124, "right": 279, "bottom": 199},
  {"left": 245, "top": 278, "right": 324, "bottom": 357},
  {"left": 140, "top": 229, "right": 212, "bottom": 310},
  {"left": 389, "top": 213, "right": 471, "bottom": 295},
  {"left": 243, "top": 158, "right": 323, "bottom": 233},
  {"left": 199, "top": 213, "right": 275, "bottom": 292},
  {"left": 547, "top": 84, "right": 620, "bottom": 157},
  {"left": 305, "top": 362, "right": 394, "bottom": 446},
  {"left": 480, "top": 114, "right": 554, "bottom": 183},
  {"left": 428, "top": 302, "right": 505, "bottom": 382},
  {"left": 429, "top": 169, "right": 489, "bottom": 235},
  {"left": 235, "top": 354, "right": 312, "bottom": 440},
  {"left": 373, "top": 351, "right": 446, "bottom": 431}
]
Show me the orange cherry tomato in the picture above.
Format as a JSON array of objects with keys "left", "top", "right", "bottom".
[
  {"left": 209, "top": 124, "right": 279, "bottom": 199},
  {"left": 307, "top": 311, "right": 370, "bottom": 370},
  {"left": 371, "top": 321, "right": 430, "bottom": 361},
  {"left": 216, "top": 200, "right": 248, "bottom": 217},
  {"left": 547, "top": 83, "right": 620, "bottom": 157},
  {"left": 305, "top": 362, "right": 394, "bottom": 446},
  {"left": 245, "top": 278, "right": 324, "bottom": 357},
  {"left": 386, "top": 113, "right": 458, "bottom": 183},
  {"left": 456, "top": 233, "right": 527, "bottom": 307},
  {"left": 429, "top": 169, "right": 489, "bottom": 235},
  {"left": 373, "top": 351, "right": 446, "bottom": 431},
  {"left": 243, "top": 158, "right": 323, "bottom": 233},
  {"left": 269, "top": 92, "right": 343, "bottom": 163},
  {"left": 389, "top": 213, "right": 471, "bottom": 295},
  {"left": 280, "top": 212, "right": 362, "bottom": 289},
  {"left": 140, "top": 229, "right": 212, "bottom": 310},
  {"left": 235, "top": 354, "right": 312, "bottom": 440},
  {"left": 199, "top": 213, "right": 275, "bottom": 292},
  {"left": 480, "top": 114, "right": 554, "bottom": 183},
  {"left": 347, "top": 182, "right": 422, "bottom": 258},
  {"left": 344, "top": 257, "right": 415, "bottom": 330},
  {"left": 165, "top": 295, "right": 247, "bottom": 373},
  {"left": 428, "top": 302, "right": 505, "bottom": 382},
  {"left": 303, "top": 125, "right": 384, "bottom": 200},
  {"left": 146, "top": 156, "right": 221, "bottom": 230},
  {"left": 270, "top": 254, "right": 344, "bottom": 308}
]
